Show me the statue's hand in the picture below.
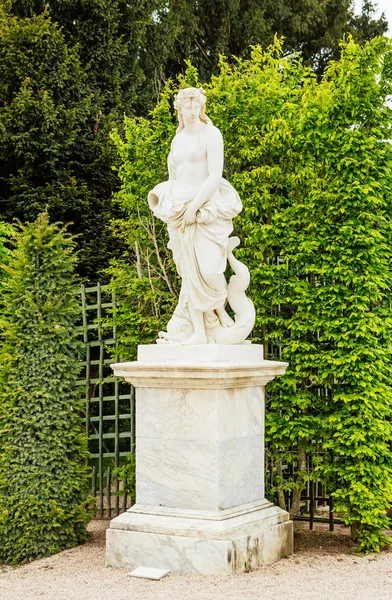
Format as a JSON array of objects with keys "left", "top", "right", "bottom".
[{"left": 180, "top": 205, "right": 197, "bottom": 231}]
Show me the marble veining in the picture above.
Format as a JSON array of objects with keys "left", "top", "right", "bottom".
[
  {"left": 107, "top": 529, "right": 230, "bottom": 574},
  {"left": 218, "top": 435, "right": 264, "bottom": 508},
  {"left": 136, "top": 437, "right": 218, "bottom": 510},
  {"left": 106, "top": 505, "right": 294, "bottom": 574},
  {"left": 136, "top": 435, "right": 264, "bottom": 511},
  {"left": 136, "top": 386, "right": 263, "bottom": 442}
]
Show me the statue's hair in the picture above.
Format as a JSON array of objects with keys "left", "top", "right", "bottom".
[{"left": 174, "top": 87, "right": 212, "bottom": 133}]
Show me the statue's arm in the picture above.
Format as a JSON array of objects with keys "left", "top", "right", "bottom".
[{"left": 189, "top": 127, "right": 223, "bottom": 212}]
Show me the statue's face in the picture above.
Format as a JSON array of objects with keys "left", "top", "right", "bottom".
[{"left": 181, "top": 98, "right": 202, "bottom": 125}]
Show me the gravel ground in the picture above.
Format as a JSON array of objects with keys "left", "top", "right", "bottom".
[{"left": 1, "top": 520, "right": 391, "bottom": 600}]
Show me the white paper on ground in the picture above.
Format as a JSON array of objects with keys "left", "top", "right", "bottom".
[{"left": 128, "top": 567, "right": 171, "bottom": 580}]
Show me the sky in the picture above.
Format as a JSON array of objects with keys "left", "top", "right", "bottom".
[{"left": 353, "top": 0, "right": 392, "bottom": 35}]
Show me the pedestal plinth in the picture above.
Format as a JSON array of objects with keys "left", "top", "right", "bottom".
[{"left": 106, "top": 345, "right": 293, "bottom": 574}]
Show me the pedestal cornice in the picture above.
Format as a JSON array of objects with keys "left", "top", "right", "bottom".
[{"left": 110, "top": 359, "right": 288, "bottom": 389}]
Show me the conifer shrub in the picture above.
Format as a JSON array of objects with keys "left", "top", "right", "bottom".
[
  {"left": 0, "top": 221, "right": 11, "bottom": 285},
  {"left": 0, "top": 221, "right": 9, "bottom": 256},
  {"left": 0, "top": 221, "right": 13, "bottom": 331},
  {"left": 0, "top": 213, "right": 91, "bottom": 564}
]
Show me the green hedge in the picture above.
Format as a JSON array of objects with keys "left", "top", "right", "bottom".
[
  {"left": 0, "top": 220, "right": 11, "bottom": 282},
  {"left": 110, "top": 36, "right": 392, "bottom": 552},
  {"left": 0, "top": 214, "right": 92, "bottom": 564}
]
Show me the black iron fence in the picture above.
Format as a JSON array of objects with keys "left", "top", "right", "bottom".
[
  {"left": 76, "top": 283, "right": 134, "bottom": 518},
  {"left": 78, "top": 283, "right": 336, "bottom": 527}
]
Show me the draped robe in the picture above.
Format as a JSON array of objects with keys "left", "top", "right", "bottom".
[{"left": 148, "top": 135, "right": 242, "bottom": 315}]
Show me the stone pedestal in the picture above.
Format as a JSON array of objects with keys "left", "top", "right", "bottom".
[{"left": 106, "top": 344, "right": 293, "bottom": 574}]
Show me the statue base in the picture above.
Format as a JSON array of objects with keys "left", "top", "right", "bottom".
[
  {"left": 107, "top": 500, "right": 292, "bottom": 574},
  {"left": 107, "top": 344, "right": 293, "bottom": 574}
]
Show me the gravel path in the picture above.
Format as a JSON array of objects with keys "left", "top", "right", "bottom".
[{"left": 1, "top": 521, "right": 391, "bottom": 600}]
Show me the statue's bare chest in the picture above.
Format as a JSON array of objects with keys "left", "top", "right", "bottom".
[{"left": 171, "top": 135, "right": 207, "bottom": 166}]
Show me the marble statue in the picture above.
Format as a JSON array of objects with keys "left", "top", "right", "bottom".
[
  {"left": 148, "top": 87, "right": 255, "bottom": 345},
  {"left": 108, "top": 89, "right": 292, "bottom": 572}
]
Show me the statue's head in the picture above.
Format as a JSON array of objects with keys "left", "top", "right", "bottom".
[{"left": 174, "top": 87, "right": 211, "bottom": 132}]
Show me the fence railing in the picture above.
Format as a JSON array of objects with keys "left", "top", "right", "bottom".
[
  {"left": 265, "top": 450, "right": 337, "bottom": 531},
  {"left": 76, "top": 283, "right": 135, "bottom": 518},
  {"left": 77, "top": 282, "right": 336, "bottom": 526}
]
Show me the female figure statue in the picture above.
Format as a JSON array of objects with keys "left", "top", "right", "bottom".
[{"left": 148, "top": 87, "right": 255, "bottom": 345}]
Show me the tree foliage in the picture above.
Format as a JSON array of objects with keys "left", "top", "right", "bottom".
[
  {"left": 6, "top": 1, "right": 388, "bottom": 108},
  {"left": 141, "top": 0, "right": 388, "bottom": 93},
  {"left": 350, "top": 0, "right": 388, "bottom": 44},
  {"left": 0, "top": 213, "right": 91, "bottom": 564},
  {"left": 111, "top": 36, "right": 392, "bottom": 552},
  {"left": 7, "top": 0, "right": 156, "bottom": 114},
  {"left": 0, "top": 7, "right": 123, "bottom": 279},
  {"left": 0, "top": 1, "right": 387, "bottom": 280}
]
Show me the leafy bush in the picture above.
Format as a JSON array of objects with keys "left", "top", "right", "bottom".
[
  {"left": 113, "top": 452, "right": 136, "bottom": 506},
  {"left": 0, "top": 213, "right": 92, "bottom": 564},
  {"left": 108, "top": 90, "right": 179, "bottom": 359},
  {"left": 110, "top": 36, "right": 392, "bottom": 552}
]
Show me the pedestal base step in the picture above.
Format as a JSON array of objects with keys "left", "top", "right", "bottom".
[{"left": 106, "top": 501, "right": 293, "bottom": 575}]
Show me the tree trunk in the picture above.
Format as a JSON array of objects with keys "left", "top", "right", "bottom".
[
  {"left": 289, "top": 447, "right": 307, "bottom": 519},
  {"left": 351, "top": 521, "right": 360, "bottom": 542}
]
